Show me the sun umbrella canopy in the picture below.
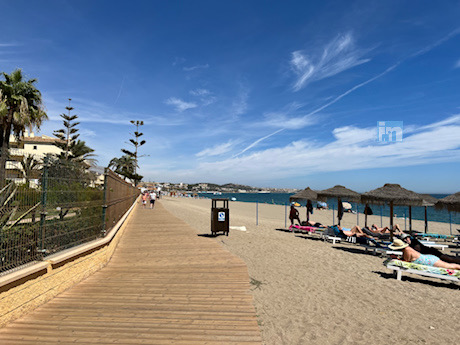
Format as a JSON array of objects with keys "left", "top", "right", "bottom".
[
  {"left": 361, "top": 183, "right": 426, "bottom": 206},
  {"left": 420, "top": 194, "right": 438, "bottom": 206},
  {"left": 317, "top": 185, "right": 361, "bottom": 203},
  {"left": 435, "top": 191, "right": 460, "bottom": 213},
  {"left": 342, "top": 202, "right": 352, "bottom": 210},
  {"left": 289, "top": 187, "right": 318, "bottom": 202}
]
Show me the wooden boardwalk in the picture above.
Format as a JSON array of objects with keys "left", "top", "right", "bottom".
[{"left": 0, "top": 202, "right": 262, "bottom": 344}]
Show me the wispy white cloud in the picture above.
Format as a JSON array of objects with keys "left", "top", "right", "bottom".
[
  {"left": 0, "top": 43, "right": 20, "bottom": 47},
  {"left": 232, "top": 85, "right": 249, "bottom": 117},
  {"left": 295, "top": 28, "right": 460, "bottom": 117},
  {"left": 172, "top": 57, "right": 185, "bottom": 66},
  {"left": 291, "top": 33, "right": 371, "bottom": 91},
  {"left": 303, "top": 62, "right": 400, "bottom": 117},
  {"left": 183, "top": 64, "right": 209, "bottom": 71},
  {"left": 114, "top": 76, "right": 125, "bottom": 104},
  {"left": 261, "top": 102, "right": 318, "bottom": 129},
  {"left": 190, "top": 88, "right": 210, "bottom": 96},
  {"left": 165, "top": 97, "right": 197, "bottom": 112},
  {"left": 455, "top": 59, "right": 460, "bottom": 69},
  {"left": 411, "top": 27, "right": 460, "bottom": 58},
  {"left": 232, "top": 129, "right": 285, "bottom": 158},
  {"left": 189, "top": 88, "right": 216, "bottom": 106},
  {"left": 79, "top": 129, "right": 97, "bottom": 138},
  {"left": 196, "top": 140, "right": 236, "bottom": 157},
  {"left": 43, "top": 94, "right": 184, "bottom": 126},
  {"left": 183, "top": 114, "right": 460, "bottom": 182}
]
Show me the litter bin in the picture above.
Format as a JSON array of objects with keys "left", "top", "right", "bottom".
[{"left": 211, "top": 198, "right": 229, "bottom": 236}]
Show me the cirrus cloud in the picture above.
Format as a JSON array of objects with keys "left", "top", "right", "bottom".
[
  {"left": 291, "top": 32, "right": 371, "bottom": 91},
  {"left": 165, "top": 97, "right": 197, "bottom": 112}
]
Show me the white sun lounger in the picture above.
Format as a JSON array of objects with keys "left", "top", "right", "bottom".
[
  {"left": 322, "top": 235, "right": 342, "bottom": 244},
  {"left": 361, "top": 245, "right": 402, "bottom": 256},
  {"left": 384, "top": 259, "right": 460, "bottom": 283},
  {"left": 421, "top": 243, "right": 449, "bottom": 251}
]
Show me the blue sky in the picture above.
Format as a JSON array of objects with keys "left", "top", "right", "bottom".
[{"left": 1, "top": 0, "right": 460, "bottom": 193}]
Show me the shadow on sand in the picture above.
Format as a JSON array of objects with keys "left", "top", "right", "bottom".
[
  {"left": 197, "top": 233, "right": 227, "bottom": 238},
  {"left": 373, "top": 270, "right": 460, "bottom": 290}
]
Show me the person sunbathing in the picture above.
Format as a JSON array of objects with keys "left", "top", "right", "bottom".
[
  {"left": 336, "top": 225, "right": 373, "bottom": 238},
  {"left": 400, "top": 233, "right": 460, "bottom": 265},
  {"left": 389, "top": 239, "right": 460, "bottom": 270},
  {"left": 371, "top": 224, "right": 403, "bottom": 235},
  {"left": 302, "top": 220, "right": 325, "bottom": 228}
]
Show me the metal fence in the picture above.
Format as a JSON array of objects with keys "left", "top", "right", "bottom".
[{"left": 0, "top": 156, "right": 139, "bottom": 274}]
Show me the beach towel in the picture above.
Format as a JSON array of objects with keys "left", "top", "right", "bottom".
[{"left": 384, "top": 259, "right": 460, "bottom": 279}]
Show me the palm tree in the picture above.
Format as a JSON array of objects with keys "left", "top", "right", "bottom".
[
  {"left": 109, "top": 155, "right": 137, "bottom": 180},
  {"left": 69, "top": 139, "right": 96, "bottom": 165},
  {"left": 0, "top": 69, "right": 47, "bottom": 184},
  {"left": 20, "top": 154, "right": 40, "bottom": 187}
]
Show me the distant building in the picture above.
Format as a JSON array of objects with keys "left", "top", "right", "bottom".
[
  {"left": 6, "top": 131, "right": 63, "bottom": 185},
  {"left": 6, "top": 130, "right": 104, "bottom": 187}
]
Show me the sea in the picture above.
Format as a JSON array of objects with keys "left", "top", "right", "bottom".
[{"left": 198, "top": 192, "right": 459, "bottom": 227}]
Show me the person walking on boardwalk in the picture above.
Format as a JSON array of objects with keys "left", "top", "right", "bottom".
[
  {"left": 142, "top": 192, "right": 148, "bottom": 208},
  {"left": 149, "top": 190, "right": 156, "bottom": 209}
]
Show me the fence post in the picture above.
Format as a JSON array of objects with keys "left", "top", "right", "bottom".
[
  {"left": 39, "top": 155, "right": 49, "bottom": 256},
  {"left": 101, "top": 168, "right": 109, "bottom": 237}
]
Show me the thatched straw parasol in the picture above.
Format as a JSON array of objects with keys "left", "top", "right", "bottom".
[
  {"left": 362, "top": 184, "right": 434, "bottom": 234},
  {"left": 361, "top": 183, "right": 425, "bottom": 207},
  {"left": 317, "top": 185, "right": 360, "bottom": 225},
  {"left": 289, "top": 187, "right": 318, "bottom": 221},
  {"left": 435, "top": 192, "right": 460, "bottom": 213},
  {"left": 317, "top": 185, "right": 361, "bottom": 202},
  {"left": 289, "top": 187, "right": 318, "bottom": 202}
]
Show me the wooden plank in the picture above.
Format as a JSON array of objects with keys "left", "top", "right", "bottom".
[{"left": 0, "top": 203, "right": 262, "bottom": 344}]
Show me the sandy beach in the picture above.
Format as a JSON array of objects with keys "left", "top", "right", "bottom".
[{"left": 159, "top": 196, "right": 459, "bottom": 345}]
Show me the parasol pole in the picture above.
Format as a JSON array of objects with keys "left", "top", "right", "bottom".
[
  {"left": 332, "top": 204, "right": 335, "bottom": 225},
  {"left": 424, "top": 206, "right": 428, "bottom": 233},
  {"left": 409, "top": 206, "right": 412, "bottom": 232},
  {"left": 449, "top": 212, "right": 452, "bottom": 235},
  {"left": 390, "top": 201, "right": 394, "bottom": 229},
  {"left": 337, "top": 197, "right": 342, "bottom": 226},
  {"left": 380, "top": 205, "right": 383, "bottom": 227},
  {"left": 389, "top": 201, "right": 394, "bottom": 241},
  {"left": 284, "top": 203, "right": 287, "bottom": 228},
  {"left": 356, "top": 203, "right": 359, "bottom": 226},
  {"left": 364, "top": 203, "right": 368, "bottom": 228},
  {"left": 404, "top": 210, "right": 406, "bottom": 231}
]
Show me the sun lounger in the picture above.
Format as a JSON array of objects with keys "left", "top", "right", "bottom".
[
  {"left": 384, "top": 259, "right": 460, "bottom": 283},
  {"left": 323, "top": 235, "right": 342, "bottom": 244},
  {"left": 414, "top": 232, "right": 456, "bottom": 240},
  {"left": 289, "top": 224, "right": 324, "bottom": 233},
  {"left": 420, "top": 242, "right": 449, "bottom": 251},
  {"left": 361, "top": 245, "right": 402, "bottom": 256},
  {"left": 321, "top": 227, "right": 357, "bottom": 244}
]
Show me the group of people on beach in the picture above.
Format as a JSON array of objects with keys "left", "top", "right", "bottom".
[
  {"left": 141, "top": 190, "right": 158, "bottom": 209},
  {"left": 288, "top": 203, "right": 460, "bottom": 270}
]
